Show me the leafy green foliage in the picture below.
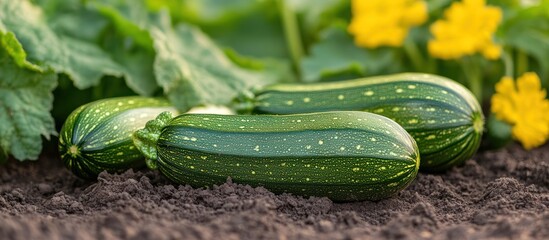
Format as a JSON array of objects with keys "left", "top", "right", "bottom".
[
  {"left": 147, "top": 0, "right": 259, "bottom": 25},
  {"left": 0, "top": 0, "right": 287, "bottom": 161},
  {"left": 152, "top": 24, "right": 278, "bottom": 110},
  {"left": 33, "top": 0, "right": 108, "bottom": 42},
  {"left": 0, "top": 1, "right": 124, "bottom": 89},
  {"left": 300, "top": 24, "right": 397, "bottom": 82},
  {"left": 146, "top": 0, "right": 289, "bottom": 59},
  {"left": 0, "top": 31, "right": 44, "bottom": 72},
  {"left": 500, "top": 2, "right": 549, "bottom": 79},
  {"left": 287, "top": 0, "right": 349, "bottom": 44},
  {"left": 0, "top": 34, "right": 57, "bottom": 161},
  {"left": 89, "top": 0, "right": 163, "bottom": 96},
  {"left": 0, "top": 0, "right": 547, "bottom": 160}
]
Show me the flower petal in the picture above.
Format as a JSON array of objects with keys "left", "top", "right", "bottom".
[
  {"left": 491, "top": 72, "right": 549, "bottom": 150},
  {"left": 428, "top": 0, "right": 502, "bottom": 60}
]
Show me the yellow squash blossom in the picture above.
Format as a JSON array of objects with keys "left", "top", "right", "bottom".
[
  {"left": 348, "top": 0, "right": 427, "bottom": 48},
  {"left": 491, "top": 72, "right": 549, "bottom": 149},
  {"left": 428, "top": 0, "right": 502, "bottom": 60}
]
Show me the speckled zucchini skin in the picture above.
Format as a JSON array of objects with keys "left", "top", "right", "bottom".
[
  {"left": 133, "top": 111, "right": 420, "bottom": 202},
  {"left": 235, "top": 73, "right": 484, "bottom": 172},
  {"left": 59, "top": 97, "right": 177, "bottom": 179}
]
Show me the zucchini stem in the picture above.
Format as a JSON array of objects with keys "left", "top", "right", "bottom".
[{"left": 132, "top": 111, "right": 174, "bottom": 169}]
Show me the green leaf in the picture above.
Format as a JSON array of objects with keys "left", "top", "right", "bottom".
[
  {"left": 147, "top": 0, "right": 261, "bottom": 25},
  {"left": 0, "top": 42, "right": 57, "bottom": 161},
  {"left": 485, "top": 114, "right": 513, "bottom": 150},
  {"left": 181, "top": 0, "right": 258, "bottom": 24},
  {"left": 89, "top": 0, "right": 167, "bottom": 95},
  {"left": 507, "top": 22, "right": 549, "bottom": 73},
  {"left": 0, "top": 31, "right": 44, "bottom": 72},
  {"left": 188, "top": 1, "right": 289, "bottom": 59},
  {"left": 115, "top": 49, "right": 157, "bottom": 96},
  {"left": 33, "top": 0, "right": 160, "bottom": 96},
  {"left": 224, "top": 48, "right": 296, "bottom": 83},
  {"left": 202, "top": 8, "right": 289, "bottom": 59},
  {"left": 0, "top": 0, "right": 125, "bottom": 89},
  {"left": 60, "top": 36, "right": 126, "bottom": 87},
  {"left": 148, "top": 0, "right": 289, "bottom": 59},
  {"left": 36, "top": 0, "right": 108, "bottom": 42},
  {"left": 25, "top": 0, "right": 158, "bottom": 96},
  {"left": 90, "top": 0, "right": 165, "bottom": 50},
  {"left": 100, "top": 29, "right": 158, "bottom": 96},
  {"left": 151, "top": 24, "right": 279, "bottom": 111},
  {"left": 300, "top": 24, "right": 398, "bottom": 82},
  {"left": 286, "top": 0, "right": 349, "bottom": 41},
  {"left": 501, "top": 3, "right": 549, "bottom": 76}
]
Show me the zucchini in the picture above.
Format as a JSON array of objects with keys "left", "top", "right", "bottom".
[
  {"left": 58, "top": 96, "right": 177, "bottom": 179},
  {"left": 133, "top": 111, "right": 420, "bottom": 201},
  {"left": 235, "top": 73, "right": 484, "bottom": 172}
]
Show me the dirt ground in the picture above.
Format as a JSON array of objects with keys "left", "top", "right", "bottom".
[{"left": 0, "top": 143, "right": 547, "bottom": 240}]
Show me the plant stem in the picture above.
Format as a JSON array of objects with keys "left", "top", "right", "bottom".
[
  {"left": 516, "top": 50, "right": 529, "bottom": 76},
  {"left": 462, "top": 57, "right": 483, "bottom": 101},
  {"left": 277, "top": 0, "right": 304, "bottom": 76},
  {"left": 403, "top": 38, "right": 425, "bottom": 72},
  {"left": 427, "top": 57, "right": 438, "bottom": 73},
  {"left": 469, "top": 68, "right": 482, "bottom": 102},
  {"left": 502, "top": 48, "right": 514, "bottom": 77},
  {"left": 93, "top": 84, "right": 103, "bottom": 100}
]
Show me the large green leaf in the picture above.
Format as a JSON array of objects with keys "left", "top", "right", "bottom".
[
  {"left": 147, "top": 0, "right": 260, "bottom": 25},
  {"left": 89, "top": 0, "right": 170, "bottom": 96},
  {"left": 99, "top": 28, "right": 158, "bottom": 96},
  {"left": 202, "top": 8, "right": 289, "bottom": 59},
  {"left": 506, "top": 20, "right": 549, "bottom": 72},
  {"left": 90, "top": 0, "right": 167, "bottom": 50},
  {"left": 33, "top": 0, "right": 160, "bottom": 96},
  {"left": 147, "top": 0, "right": 289, "bottom": 59},
  {"left": 224, "top": 48, "right": 296, "bottom": 84},
  {"left": 152, "top": 24, "right": 279, "bottom": 111},
  {"left": 500, "top": 3, "right": 549, "bottom": 77},
  {"left": 0, "top": 0, "right": 124, "bottom": 89},
  {"left": 287, "top": 0, "right": 349, "bottom": 43},
  {"left": 89, "top": 0, "right": 286, "bottom": 108},
  {"left": 0, "top": 33, "right": 57, "bottom": 161},
  {"left": 0, "top": 31, "right": 44, "bottom": 72},
  {"left": 33, "top": 0, "right": 108, "bottom": 42},
  {"left": 300, "top": 24, "right": 398, "bottom": 82}
]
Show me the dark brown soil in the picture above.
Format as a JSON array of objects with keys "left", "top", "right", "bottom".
[{"left": 1, "top": 144, "right": 548, "bottom": 240}]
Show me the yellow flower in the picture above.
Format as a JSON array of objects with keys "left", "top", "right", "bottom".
[
  {"left": 428, "top": 0, "right": 502, "bottom": 60},
  {"left": 491, "top": 72, "right": 549, "bottom": 149},
  {"left": 348, "top": 0, "right": 427, "bottom": 48}
]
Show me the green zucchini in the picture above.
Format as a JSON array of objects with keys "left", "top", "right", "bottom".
[
  {"left": 235, "top": 73, "right": 484, "bottom": 172},
  {"left": 133, "top": 111, "right": 420, "bottom": 201},
  {"left": 58, "top": 96, "right": 177, "bottom": 179}
]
